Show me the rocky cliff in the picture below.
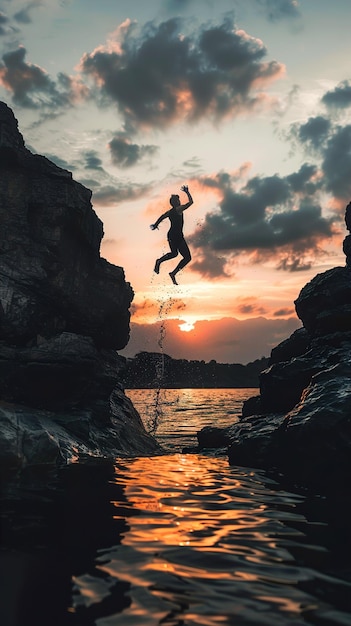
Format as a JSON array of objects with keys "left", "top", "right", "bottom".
[
  {"left": 198, "top": 227, "right": 351, "bottom": 491},
  {"left": 0, "top": 101, "right": 159, "bottom": 466}
]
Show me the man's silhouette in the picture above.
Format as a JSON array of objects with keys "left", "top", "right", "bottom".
[{"left": 150, "top": 185, "right": 194, "bottom": 285}]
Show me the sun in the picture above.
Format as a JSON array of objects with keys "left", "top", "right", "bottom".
[{"left": 179, "top": 321, "right": 195, "bottom": 332}]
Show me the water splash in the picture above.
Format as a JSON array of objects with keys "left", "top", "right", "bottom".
[{"left": 147, "top": 295, "right": 176, "bottom": 435}]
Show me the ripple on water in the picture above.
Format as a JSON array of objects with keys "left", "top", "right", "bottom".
[{"left": 70, "top": 454, "right": 351, "bottom": 626}]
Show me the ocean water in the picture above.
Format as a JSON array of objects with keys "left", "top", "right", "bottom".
[
  {"left": 126, "top": 388, "right": 252, "bottom": 451},
  {"left": 1, "top": 389, "right": 351, "bottom": 626}
]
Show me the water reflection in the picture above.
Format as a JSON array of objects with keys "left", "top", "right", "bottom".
[{"left": 70, "top": 454, "right": 350, "bottom": 626}]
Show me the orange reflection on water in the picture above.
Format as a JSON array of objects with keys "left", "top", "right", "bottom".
[
  {"left": 109, "top": 454, "right": 281, "bottom": 575},
  {"left": 91, "top": 453, "right": 310, "bottom": 624}
]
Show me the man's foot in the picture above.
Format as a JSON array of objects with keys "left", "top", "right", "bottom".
[
  {"left": 169, "top": 272, "right": 178, "bottom": 285},
  {"left": 154, "top": 259, "right": 161, "bottom": 274}
]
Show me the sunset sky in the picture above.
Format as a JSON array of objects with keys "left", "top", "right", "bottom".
[{"left": 1, "top": 0, "right": 351, "bottom": 363}]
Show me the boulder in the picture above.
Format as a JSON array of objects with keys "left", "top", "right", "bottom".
[
  {"left": 294, "top": 266, "right": 351, "bottom": 336},
  {"left": 228, "top": 363, "right": 351, "bottom": 486}
]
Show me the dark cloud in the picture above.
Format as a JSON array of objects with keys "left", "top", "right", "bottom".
[
  {"left": 83, "top": 150, "right": 104, "bottom": 170},
  {"left": 0, "top": 46, "right": 88, "bottom": 109},
  {"left": 294, "top": 115, "right": 331, "bottom": 150},
  {"left": 182, "top": 156, "right": 201, "bottom": 169},
  {"left": 13, "top": 1, "right": 41, "bottom": 24},
  {"left": 254, "top": 0, "right": 301, "bottom": 22},
  {"left": 322, "top": 125, "right": 351, "bottom": 199},
  {"left": 322, "top": 80, "right": 351, "bottom": 110},
  {"left": 109, "top": 135, "right": 158, "bottom": 168},
  {"left": 292, "top": 113, "right": 351, "bottom": 201},
  {"left": 190, "top": 249, "right": 231, "bottom": 278},
  {"left": 92, "top": 182, "right": 151, "bottom": 206},
  {"left": 0, "top": 11, "right": 9, "bottom": 35},
  {"left": 0, "top": 47, "right": 52, "bottom": 107},
  {"left": 189, "top": 165, "right": 335, "bottom": 277},
  {"left": 273, "top": 307, "right": 295, "bottom": 317},
  {"left": 276, "top": 254, "right": 312, "bottom": 272},
  {"left": 286, "top": 163, "right": 319, "bottom": 192},
  {"left": 236, "top": 300, "right": 267, "bottom": 315},
  {"left": 79, "top": 16, "right": 284, "bottom": 130}
]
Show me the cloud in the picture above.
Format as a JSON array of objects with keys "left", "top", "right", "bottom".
[
  {"left": 79, "top": 16, "right": 285, "bottom": 130},
  {"left": 182, "top": 156, "right": 202, "bottom": 170},
  {"left": 322, "top": 80, "right": 351, "bottom": 110},
  {"left": 273, "top": 307, "right": 295, "bottom": 316},
  {"left": 83, "top": 150, "right": 104, "bottom": 170},
  {"left": 321, "top": 125, "right": 351, "bottom": 199},
  {"left": 0, "top": 11, "right": 10, "bottom": 35},
  {"left": 130, "top": 297, "right": 186, "bottom": 320},
  {"left": 254, "top": 0, "right": 301, "bottom": 22},
  {"left": 188, "top": 165, "right": 335, "bottom": 277},
  {"left": 108, "top": 134, "right": 158, "bottom": 168},
  {"left": 292, "top": 113, "right": 351, "bottom": 201},
  {"left": 92, "top": 182, "right": 152, "bottom": 206},
  {"left": 13, "top": 1, "right": 41, "bottom": 24},
  {"left": 0, "top": 46, "right": 88, "bottom": 109},
  {"left": 190, "top": 249, "right": 232, "bottom": 278},
  {"left": 295, "top": 115, "right": 331, "bottom": 150},
  {"left": 235, "top": 297, "right": 267, "bottom": 316}
]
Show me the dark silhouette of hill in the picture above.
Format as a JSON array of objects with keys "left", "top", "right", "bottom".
[{"left": 121, "top": 352, "right": 269, "bottom": 388}]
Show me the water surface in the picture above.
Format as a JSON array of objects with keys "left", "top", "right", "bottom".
[
  {"left": 1, "top": 389, "right": 351, "bottom": 626},
  {"left": 126, "top": 388, "right": 253, "bottom": 450}
]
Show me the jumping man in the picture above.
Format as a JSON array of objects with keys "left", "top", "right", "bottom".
[{"left": 150, "top": 185, "right": 194, "bottom": 285}]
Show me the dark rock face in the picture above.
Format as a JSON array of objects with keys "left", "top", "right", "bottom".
[
  {"left": 198, "top": 217, "right": 351, "bottom": 490},
  {"left": 0, "top": 102, "right": 159, "bottom": 466},
  {"left": 295, "top": 266, "right": 351, "bottom": 336},
  {"left": 0, "top": 102, "right": 132, "bottom": 349}
]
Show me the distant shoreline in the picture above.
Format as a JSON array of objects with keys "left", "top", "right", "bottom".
[
  {"left": 121, "top": 351, "right": 269, "bottom": 389},
  {"left": 125, "top": 385, "right": 259, "bottom": 389}
]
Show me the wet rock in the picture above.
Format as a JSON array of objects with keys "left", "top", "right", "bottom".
[
  {"left": 228, "top": 363, "right": 351, "bottom": 486},
  {"left": 259, "top": 338, "right": 340, "bottom": 414},
  {"left": 0, "top": 387, "right": 158, "bottom": 467},
  {"left": 227, "top": 413, "right": 286, "bottom": 469},
  {"left": 241, "top": 395, "right": 261, "bottom": 418},
  {"left": 281, "top": 363, "right": 351, "bottom": 483},
  {"left": 197, "top": 426, "right": 231, "bottom": 449}
]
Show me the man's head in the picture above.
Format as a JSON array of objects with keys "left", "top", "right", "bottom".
[{"left": 170, "top": 194, "right": 180, "bottom": 208}]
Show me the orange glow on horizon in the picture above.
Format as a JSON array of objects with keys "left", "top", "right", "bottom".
[{"left": 179, "top": 321, "right": 195, "bottom": 332}]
